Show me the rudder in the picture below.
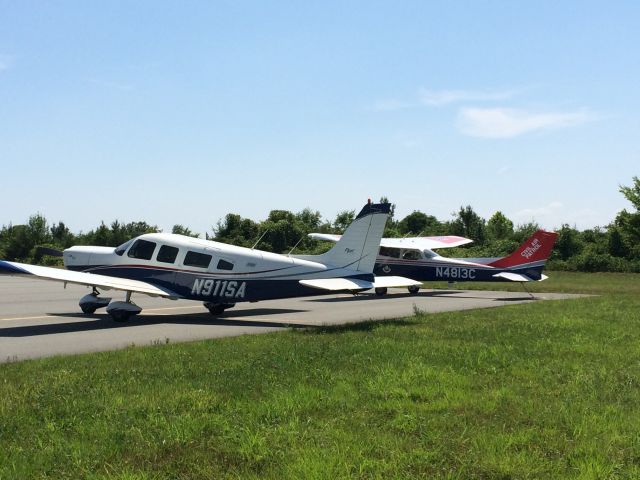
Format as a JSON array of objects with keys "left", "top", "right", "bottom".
[{"left": 489, "top": 230, "right": 558, "bottom": 268}]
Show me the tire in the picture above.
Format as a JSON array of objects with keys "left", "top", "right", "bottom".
[
  {"left": 375, "top": 287, "right": 388, "bottom": 296},
  {"left": 81, "top": 305, "right": 97, "bottom": 314},
  {"left": 408, "top": 285, "right": 420, "bottom": 295}
]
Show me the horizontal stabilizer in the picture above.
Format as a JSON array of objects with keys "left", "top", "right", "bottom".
[
  {"left": 373, "top": 276, "right": 422, "bottom": 288},
  {"left": 299, "top": 278, "right": 374, "bottom": 291},
  {"left": 492, "top": 272, "right": 548, "bottom": 282},
  {"left": 0, "top": 260, "right": 179, "bottom": 298}
]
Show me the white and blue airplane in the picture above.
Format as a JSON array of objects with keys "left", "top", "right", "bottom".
[{"left": 0, "top": 201, "right": 419, "bottom": 321}]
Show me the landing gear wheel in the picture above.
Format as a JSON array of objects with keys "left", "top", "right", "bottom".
[
  {"left": 408, "top": 285, "right": 420, "bottom": 295},
  {"left": 375, "top": 287, "right": 388, "bottom": 296},
  {"left": 81, "top": 305, "right": 97, "bottom": 314}
]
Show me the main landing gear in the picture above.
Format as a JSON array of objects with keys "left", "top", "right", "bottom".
[
  {"left": 374, "top": 285, "right": 421, "bottom": 296},
  {"left": 204, "top": 302, "right": 235, "bottom": 315},
  {"left": 79, "top": 289, "right": 141, "bottom": 322}
]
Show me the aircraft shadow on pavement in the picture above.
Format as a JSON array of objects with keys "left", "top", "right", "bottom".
[
  {"left": 307, "top": 290, "right": 462, "bottom": 303},
  {"left": 0, "top": 308, "right": 310, "bottom": 338}
]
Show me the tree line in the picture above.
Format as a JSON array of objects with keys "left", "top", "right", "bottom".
[{"left": 2, "top": 178, "right": 639, "bottom": 273}]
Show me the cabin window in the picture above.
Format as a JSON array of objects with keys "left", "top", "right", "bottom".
[
  {"left": 402, "top": 250, "right": 422, "bottom": 261},
  {"left": 127, "top": 239, "right": 156, "bottom": 260},
  {"left": 184, "top": 251, "right": 212, "bottom": 268},
  {"left": 217, "top": 259, "right": 234, "bottom": 271},
  {"left": 114, "top": 239, "right": 133, "bottom": 256},
  {"left": 157, "top": 245, "right": 179, "bottom": 264},
  {"left": 379, "top": 247, "right": 401, "bottom": 258}
]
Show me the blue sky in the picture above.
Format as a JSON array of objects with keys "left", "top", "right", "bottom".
[{"left": 1, "top": 1, "right": 638, "bottom": 235}]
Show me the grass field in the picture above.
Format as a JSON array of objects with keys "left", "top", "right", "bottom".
[{"left": 1, "top": 272, "right": 639, "bottom": 479}]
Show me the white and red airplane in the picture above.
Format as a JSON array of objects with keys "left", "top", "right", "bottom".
[
  {"left": 0, "top": 202, "right": 419, "bottom": 321},
  {"left": 310, "top": 230, "right": 558, "bottom": 295}
]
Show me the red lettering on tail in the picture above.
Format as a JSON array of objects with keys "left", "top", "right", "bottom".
[{"left": 489, "top": 230, "right": 558, "bottom": 268}]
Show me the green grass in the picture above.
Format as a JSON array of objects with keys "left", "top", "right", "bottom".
[{"left": 1, "top": 273, "right": 640, "bottom": 479}]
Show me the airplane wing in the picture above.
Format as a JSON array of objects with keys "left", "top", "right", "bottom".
[
  {"left": 299, "top": 278, "right": 373, "bottom": 291},
  {"left": 300, "top": 275, "right": 421, "bottom": 292},
  {"left": 492, "top": 272, "right": 549, "bottom": 282},
  {"left": 308, "top": 233, "right": 342, "bottom": 243},
  {"left": 372, "top": 276, "right": 422, "bottom": 288},
  {"left": 309, "top": 233, "right": 472, "bottom": 249},
  {"left": 0, "top": 260, "right": 179, "bottom": 298},
  {"left": 379, "top": 236, "right": 472, "bottom": 250}
]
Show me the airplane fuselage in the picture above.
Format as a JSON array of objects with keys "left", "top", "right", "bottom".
[
  {"left": 63, "top": 233, "right": 373, "bottom": 303},
  {"left": 373, "top": 255, "right": 546, "bottom": 283}
]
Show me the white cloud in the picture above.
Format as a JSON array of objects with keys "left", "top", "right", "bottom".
[
  {"left": 514, "top": 201, "right": 564, "bottom": 219},
  {"left": 419, "top": 88, "right": 517, "bottom": 106},
  {"left": 512, "top": 202, "right": 612, "bottom": 230},
  {"left": 457, "top": 107, "right": 596, "bottom": 138}
]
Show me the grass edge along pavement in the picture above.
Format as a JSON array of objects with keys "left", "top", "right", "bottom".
[{"left": 1, "top": 272, "right": 639, "bottom": 478}]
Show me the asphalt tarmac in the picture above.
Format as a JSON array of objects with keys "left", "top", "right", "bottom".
[{"left": 0, "top": 277, "right": 583, "bottom": 362}]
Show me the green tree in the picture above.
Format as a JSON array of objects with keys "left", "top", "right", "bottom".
[
  {"left": 486, "top": 211, "right": 514, "bottom": 240},
  {"left": 450, "top": 205, "right": 486, "bottom": 244},
  {"left": 333, "top": 210, "right": 355, "bottom": 232},
  {"left": 555, "top": 224, "right": 582, "bottom": 260},
  {"left": 50, "top": 221, "right": 75, "bottom": 248},
  {"left": 172, "top": 224, "right": 199, "bottom": 238},
  {"left": 607, "top": 226, "right": 625, "bottom": 257},
  {"left": 214, "top": 213, "right": 260, "bottom": 248},
  {"left": 613, "top": 177, "right": 640, "bottom": 259},
  {"left": 398, "top": 211, "right": 441, "bottom": 236},
  {"left": 619, "top": 176, "right": 640, "bottom": 210}
]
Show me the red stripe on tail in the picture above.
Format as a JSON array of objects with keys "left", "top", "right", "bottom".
[{"left": 489, "top": 230, "right": 558, "bottom": 268}]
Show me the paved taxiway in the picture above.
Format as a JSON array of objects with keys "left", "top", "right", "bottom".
[{"left": 0, "top": 277, "right": 584, "bottom": 362}]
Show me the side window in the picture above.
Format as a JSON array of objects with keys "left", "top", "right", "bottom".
[
  {"left": 127, "top": 239, "right": 156, "bottom": 260},
  {"left": 217, "top": 259, "right": 234, "bottom": 271},
  {"left": 184, "top": 251, "right": 212, "bottom": 268},
  {"left": 157, "top": 245, "right": 179, "bottom": 264},
  {"left": 379, "top": 247, "right": 401, "bottom": 258},
  {"left": 402, "top": 250, "right": 422, "bottom": 261}
]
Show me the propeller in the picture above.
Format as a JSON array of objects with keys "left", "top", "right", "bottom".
[{"left": 35, "top": 246, "right": 64, "bottom": 257}]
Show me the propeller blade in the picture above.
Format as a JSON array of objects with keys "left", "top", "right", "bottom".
[{"left": 35, "top": 246, "right": 64, "bottom": 257}]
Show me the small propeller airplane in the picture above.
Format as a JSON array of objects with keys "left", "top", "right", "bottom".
[
  {"left": 0, "top": 201, "right": 420, "bottom": 321},
  {"left": 309, "top": 230, "right": 558, "bottom": 295}
]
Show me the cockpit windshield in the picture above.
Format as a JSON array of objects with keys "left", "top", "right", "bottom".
[{"left": 114, "top": 239, "right": 134, "bottom": 256}]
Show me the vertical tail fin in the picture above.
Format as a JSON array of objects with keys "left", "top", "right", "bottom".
[
  {"left": 317, "top": 202, "right": 391, "bottom": 272},
  {"left": 489, "top": 230, "right": 558, "bottom": 268}
]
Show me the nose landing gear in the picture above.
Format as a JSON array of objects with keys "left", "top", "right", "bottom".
[
  {"left": 204, "top": 302, "right": 235, "bottom": 315},
  {"left": 79, "top": 288, "right": 111, "bottom": 314}
]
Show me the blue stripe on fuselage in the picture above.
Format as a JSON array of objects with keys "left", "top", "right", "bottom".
[
  {"left": 67, "top": 264, "right": 373, "bottom": 302},
  {"left": 373, "top": 261, "right": 545, "bottom": 282}
]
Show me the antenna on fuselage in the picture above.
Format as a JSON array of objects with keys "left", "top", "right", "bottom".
[
  {"left": 287, "top": 236, "right": 304, "bottom": 256},
  {"left": 251, "top": 229, "right": 269, "bottom": 250}
]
